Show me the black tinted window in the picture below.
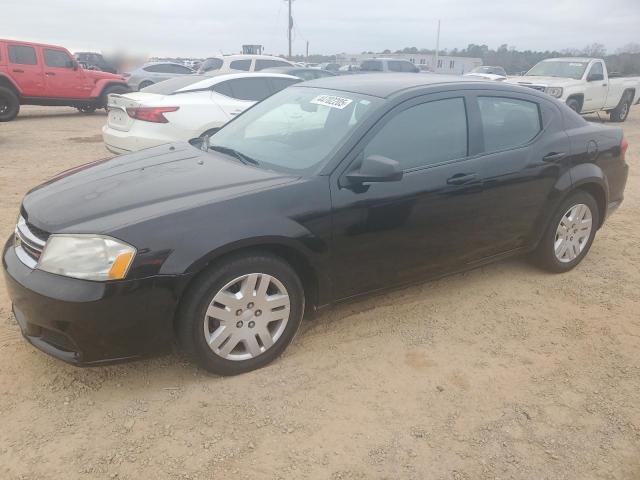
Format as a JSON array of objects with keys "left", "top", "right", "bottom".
[
  {"left": 387, "top": 61, "right": 404, "bottom": 72},
  {"left": 255, "top": 59, "right": 290, "bottom": 70},
  {"left": 364, "top": 98, "right": 468, "bottom": 170},
  {"left": 168, "top": 64, "right": 192, "bottom": 74},
  {"left": 227, "top": 78, "right": 272, "bottom": 101},
  {"left": 200, "top": 58, "right": 223, "bottom": 72},
  {"left": 478, "top": 97, "right": 541, "bottom": 152},
  {"left": 8, "top": 45, "right": 37, "bottom": 65},
  {"left": 230, "top": 59, "right": 251, "bottom": 71},
  {"left": 212, "top": 80, "right": 233, "bottom": 97},
  {"left": 44, "top": 49, "right": 72, "bottom": 68},
  {"left": 268, "top": 78, "right": 300, "bottom": 93},
  {"left": 144, "top": 64, "right": 175, "bottom": 73},
  {"left": 361, "top": 60, "right": 383, "bottom": 72}
]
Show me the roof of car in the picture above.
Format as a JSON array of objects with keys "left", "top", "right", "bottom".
[
  {"left": 296, "top": 73, "right": 486, "bottom": 98},
  {"left": 259, "top": 66, "right": 326, "bottom": 73},
  {"left": 542, "top": 57, "right": 595, "bottom": 62}
]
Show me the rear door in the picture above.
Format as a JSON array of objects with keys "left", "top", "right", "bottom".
[
  {"left": 43, "top": 48, "right": 91, "bottom": 98},
  {"left": 583, "top": 61, "right": 607, "bottom": 111},
  {"left": 7, "top": 44, "right": 44, "bottom": 97}
]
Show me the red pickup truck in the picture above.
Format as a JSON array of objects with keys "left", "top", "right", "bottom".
[{"left": 0, "top": 39, "right": 129, "bottom": 122}]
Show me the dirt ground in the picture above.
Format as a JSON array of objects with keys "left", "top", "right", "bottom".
[{"left": 0, "top": 105, "right": 639, "bottom": 480}]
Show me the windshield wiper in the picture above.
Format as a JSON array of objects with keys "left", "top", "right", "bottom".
[{"left": 208, "top": 145, "right": 260, "bottom": 166}]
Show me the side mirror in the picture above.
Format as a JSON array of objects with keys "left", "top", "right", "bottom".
[{"left": 346, "top": 155, "right": 403, "bottom": 184}]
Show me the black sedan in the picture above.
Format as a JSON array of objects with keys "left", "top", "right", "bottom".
[{"left": 3, "top": 74, "right": 629, "bottom": 375}]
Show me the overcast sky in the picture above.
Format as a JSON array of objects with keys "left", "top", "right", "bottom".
[{"left": 3, "top": 0, "right": 638, "bottom": 57}]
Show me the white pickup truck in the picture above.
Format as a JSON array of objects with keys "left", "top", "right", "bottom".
[{"left": 506, "top": 57, "right": 640, "bottom": 122}]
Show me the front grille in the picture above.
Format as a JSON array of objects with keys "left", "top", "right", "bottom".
[{"left": 14, "top": 215, "right": 49, "bottom": 268}]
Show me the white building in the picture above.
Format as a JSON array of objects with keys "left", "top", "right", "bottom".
[{"left": 337, "top": 53, "right": 482, "bottom": 75}]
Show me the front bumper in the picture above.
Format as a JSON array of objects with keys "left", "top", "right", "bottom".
[{"left": 2, "top": 238, "right": 188, "bottom": 366}]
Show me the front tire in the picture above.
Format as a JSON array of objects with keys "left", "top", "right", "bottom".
[
  {"left": 533, "top": 191, "right": 599, "bottom": 273},
  {"left": 610, "top": 93, "right": 632, "bottom": 122},
  {"left": 566, "top": 98, "right": 581, "bottom": 114},
  {"left": 0, "top": 86, "right": 20, "bottom": 122},
  {"left": 100, "top": 84, "right": 129, "bottom": 109},
  {"left": 177, "top": 253, "right": 305, "bottom": 375}
]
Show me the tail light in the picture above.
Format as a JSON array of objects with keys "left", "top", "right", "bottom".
[
  {"left": 126, "top": 106, "right": 179, "bottom": 123},
  {"left": 620, "top": 136, "right": 629, "bottom": 161}
]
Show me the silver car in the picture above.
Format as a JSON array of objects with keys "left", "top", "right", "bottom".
[{"left": 123, "top": 62, "right": 195, "bottom": 91}]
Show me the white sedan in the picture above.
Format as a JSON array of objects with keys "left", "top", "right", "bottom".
[{"left": 102, "top": 73, "right": 300, "bottom": 154}]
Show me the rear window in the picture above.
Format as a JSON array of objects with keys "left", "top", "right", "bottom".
[
  {"left": 142, "top": 75, "right": 211, "bottom": 94},
  {"left": 44, "top": 49, "right": 72, "bottom": 68},
  {"left": 218, "top": 78, "right": 272, "bottom": 101},
  {"left": 361, "top": 60, "right": 383, "bottom": 72},
  {"left": 478, "top": 97, "right": 541, "bottom": 152},
  {"left": 9, "top": 45, "right": 37, "bottom": 65},
  {"left": 230, "top": 59, "right": 251, "bottom": 71}
]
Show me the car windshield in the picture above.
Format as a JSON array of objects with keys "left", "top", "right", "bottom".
[
  {"left": 142, "top": 75, "right": 206, "bottom": 94},
  {"left": 526, "top": 60, "right": 588, "bottom": 79},
  {"left": 207, "top": 87, "right": 382, "bottom": 175}
]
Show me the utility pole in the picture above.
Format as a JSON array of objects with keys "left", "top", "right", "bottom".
[
  {"left": 306, "top": 41, "right": 309, "bottom": 62},
  {"left": 285, "top": 0, "right": 293, "bottom": 59},
  {"left": 435, "top": 19, "right": 440, "bottom": 72}
]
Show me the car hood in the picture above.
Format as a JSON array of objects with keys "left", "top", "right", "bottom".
[
  {"left": 82, "top": 68, "right": 124, "bottom": 82},
  {"left": 22, "top": 143, "right": 297, "bottom": 234},
  {"left": 506, "top": 76, "right": 578, "bottom": 87}
]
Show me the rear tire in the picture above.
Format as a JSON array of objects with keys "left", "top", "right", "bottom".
[
  {"left": 610, "top": 93, "right": 632, "bottom": 122},
  {"left": 100, "top": 84, "right": 129, "bottom": 109},
  {"left": 177, "top": 252, "right": 305, "bottom": 376},
  {"left": 566, "top": 98, "right": 581, "bottom": 114},
  {"left": 533, "top": 191, "right": 599, "bottom": 273},
  {"left": 138, "top": 80, "right": 153, "bottom": 90},
  {"left": 0, "top": 86, "right": 20, "bottom": 122}
]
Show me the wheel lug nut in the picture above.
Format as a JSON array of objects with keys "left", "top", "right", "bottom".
[
  {"left": 236, "top": 309, "right": 243, "bottom": 316},
  {"left": 248, "top": 321, "right": 255, "bottom": 328},
  {"left": 247, "top": 302, "right": 254, "bottom": 309},
  {"left": 255, "top": 310, "right": 262, "bottom": 317},
  {"left": 236, "top": 321, "right": 243, "bottom": 328}
]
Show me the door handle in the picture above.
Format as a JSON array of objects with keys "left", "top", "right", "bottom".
[
  {"left": 45, "top": 72, "right": 56, "bottom": 76},
  {"left": 543, "top": 152, "right": 567, "bottom": 162},
  {"left": 229, "top": 110, "right": 242, "bottom": 116},
  {"left": 12, "top": 69, "right": 24, "bottom": 73},
  {"left": 602, "top": 83, "right": 607, "bottom": 87},
  {"left": 446, "top": 173, "right": 478, "bottom": 185}
]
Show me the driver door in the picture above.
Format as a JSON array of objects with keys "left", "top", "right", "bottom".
[
  {"left": 582, "top": 61, "right": 607, "bottom": 112},
  {"left": 42, "top": 48, "right": 91, "bottom": 98}
]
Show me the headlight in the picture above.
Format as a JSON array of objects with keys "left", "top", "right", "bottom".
[
  {"left": 38, "top": 234, "right": 136, "bottom": 281},
  {"left": 545, "top": 87, "right": 563, "bottom": 98}
]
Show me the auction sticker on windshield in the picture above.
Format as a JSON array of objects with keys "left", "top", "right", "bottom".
[{"left": 311, "top": 95, "right": 353, "bottom": 109}]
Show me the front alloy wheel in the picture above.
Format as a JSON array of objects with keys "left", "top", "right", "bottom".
[
  {"left": 204, "top": 273, "right": 291, "bottom": 360},
  {"left": 178, "top": 253, "right": 304, "bottom": 375},
  {"left": 554, "top": 204, "right": 593, "bottom": 263}
]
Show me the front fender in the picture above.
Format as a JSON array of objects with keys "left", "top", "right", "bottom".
[
  {"left": 89, "top": 80, "right": 127, "bottom": 98},
  {"left": 0, "top": 74, "right": 22, "bottom": 96}
]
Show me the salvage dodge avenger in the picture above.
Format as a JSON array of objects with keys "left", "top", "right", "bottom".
[{"left": 2, "top": 74, "right": 629, "bottom": 375}]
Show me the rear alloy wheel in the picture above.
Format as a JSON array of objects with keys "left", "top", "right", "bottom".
[
  {"left": 0, "top": 86, "right": 20, "bottom": 122},
  {"left": 178, "top": 253, "right": 304, "bottom": 375},
  {"left": 610, "top": 94, "right": 631, "bottom": 122},
  {"left": 533, "top": 191, "right": 598, "bottom": 273}
]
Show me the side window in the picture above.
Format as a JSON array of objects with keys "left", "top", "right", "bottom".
[
  {"left": 361, "top": 60, "right": 383, "bottom": 72},
  {"left": 169, "top": 64, "right": 192, "bottom": 74},
  {"left": 201, "top": 58, "right": 223, "bottom": 72},
  {"left": 44, "top": 49, "right": 73, "bottom": 68},
  {"left": 227, "top": 78, "right": 272, "bottom": 101},
  {"left": 364, "top": 98, "right": 468, "bottom": 171},
  {"left": 211, "top": 80, "right": 233, "bottom": 97},
  {"left": 143, "top": 64, "right": 171, "bottom": 73},
  {"left": 229, "top": 59, "right": 251, "bottom": 71},
  {"left": 255, "top": 59, "right": 291, "bottom": 70},
  {"left": 268, "top": 78, "right": 300, "bottom": 94},
  {"left": 588, "top": 62, "right": 604, "bottom": 81},
  {"left": 387, "top": 61, "right": 403, "bottom": 72},
  {"left": 401, "top": 61, "right": 418, "bottom": 72},
  {"left": 8, "top": 45, "right": 37, "bottom": 65},
  {"left": 478, "top": 97, "right": 541, "bottom": 152}
]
